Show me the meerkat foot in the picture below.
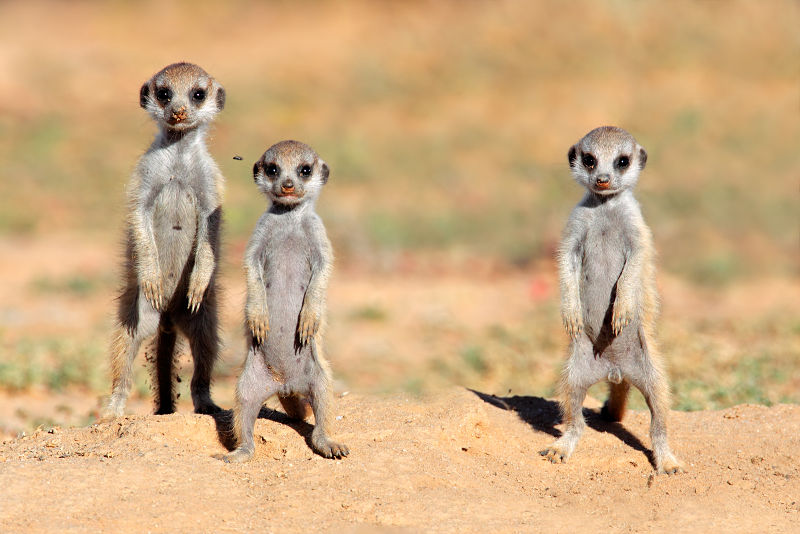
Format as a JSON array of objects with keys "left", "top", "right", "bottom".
[
  {"left": 311, "top": 436, "right": 349, "bottom": 459},
  {"left": 220, "top": 447, "right": 254, "bottom": 463},
  {"left": 99, "top": 396, "right": 126, "bottom": 421},
  {"left": 539, "top": 445, "right": 570, "bottom": 464},
  {"left": 656, "top": 453, "right": 685, "bottom": 475},
  {"left": 539, "top": 437, "right": 576, "bottom": 464}
]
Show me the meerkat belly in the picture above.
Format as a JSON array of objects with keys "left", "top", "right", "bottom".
[
  {"left": 261, "top": 234, "right": 314, "bottom": 384},
  {"left": 152, "top": 181, "right": 198, "bottom": 298},
  {"left": 580, "top": 226, "right": 626, "bottom": 340}
]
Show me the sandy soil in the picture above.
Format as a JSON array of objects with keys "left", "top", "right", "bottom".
[{"left": 1, "top": 388, "right": 798, "bottom": 533}]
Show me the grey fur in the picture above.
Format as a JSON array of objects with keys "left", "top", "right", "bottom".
[
  {"left": 540, "top": 126, "right": 683, "bottom": 474},
  {"left": 102, "top": 63, "right": 226, "bottom": 418},
  {"left": 222, "top": 140, "right": 348, "bottom": 462}
]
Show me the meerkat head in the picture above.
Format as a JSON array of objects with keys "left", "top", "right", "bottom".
[
  {"left": 139, "top": 62, "right": 225, "bottom": 131},
  {"left": 252, "top": 140, "right": 330, "bottom": 207},
  {"left": 567, "top": 126, "right": 647, "bottom": 196}
]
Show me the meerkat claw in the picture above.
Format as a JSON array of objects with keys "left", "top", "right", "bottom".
[
  {"left": 563, "top": 314, "right": 583, "bottom": 339},
  {"left": 298, "top": 307, "right": 320, "bottom": 345},
  {"left": 249, "top": 318, "right": 269, "bottom": 344},
  {"left": 142, "top": 279, "right": 163, "bottom": 311}
]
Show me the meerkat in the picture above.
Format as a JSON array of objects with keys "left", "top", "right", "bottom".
[
  {"left": 222, "top": 140, "right": 349, "bottom": 462},
  {"left": 539, "top": 126, "right": 683, "bottom": 474},
  {"left": 101, "top": 62, "right": 226, "bottom": 418}
]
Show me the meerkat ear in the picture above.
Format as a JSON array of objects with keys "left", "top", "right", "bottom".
[
  {"left": 638, "top": 147, "right": 648, "bottom": 170},
  {"left": 568, "top": 145, "right": 577, "bottom": 167},
  {"left": 215, "top": 86, "right": 226, "bottom": 111},
  {"left": 139, "top": 83, "right": 150, "bottom": 109},
  {"left": 252, "top": 162, "right": 261, "bottom": 183},
  {"left": 320, "top": 162, "right": 330, "bottom": 184}
]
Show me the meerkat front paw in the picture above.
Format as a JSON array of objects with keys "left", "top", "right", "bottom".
[
  {"left": 141, "top": 272, "right": 164, "bottom": 311},
  {"left": 611, "top": 294, "right": 635, "bottom": 335},
  {"left": 561, "top": 305, "right": 584, "bottom": 339},
  {"left": 246, "top": 300, "right": 270, "bottom": 344},
  {"left": 187, "top": 270, "right": 211, "bottom": 314},
  {"left": 298, "top": 303, "right": 321, "bottom": 345}
]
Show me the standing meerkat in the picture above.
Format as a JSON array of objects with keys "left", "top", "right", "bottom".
[
  {"left": 540, "top": 126, "right": 683, "bottom": 474},
  {"left": 102, "top": 62, "right": 226, "bottom": 418},
  {"left": 222, "top": 140, "right": 349, "bottom": 462}
]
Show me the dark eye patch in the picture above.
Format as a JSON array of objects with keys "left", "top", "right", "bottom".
[
  {"left": 581, "top": 153, "right": 596, "bottom": 170},
  {"left": 298, "top": 164, "right": 313, "bottom": 179},
  {"left": 191, "top": 88, "right": 206, "bottom": 103},
  {"left": 615, "top": 155, "right": 630, "bottom": 170},
  {"left": 265, "top": 163, "right": 280, "bottom": 178},
  {"left": 155, "top": 87, "right": 172, "bottom": 105}
]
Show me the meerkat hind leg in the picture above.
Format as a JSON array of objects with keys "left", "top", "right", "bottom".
[
  {"left": 629, "top": 363, "right": 684, "bottom": 474},
  {"left": 307, "top": 340, "right": 349, "bottom": 459},
  {"left": 540, "top": 381, "right": 589, "bottom": 463},
  {"left": 154, "top": 320, "right": 178, "bottom": 415},
  {"left": 223, "top": 348, "right": 277, "bottom": 463},
  {"left": 182, "top": 305, "right": 222, "bottom": 415},
  {"left": 540, "top": 337, "right": 598, "bottom": 463},
  {"left": 102, "top": 293, "right": 160, "bottom": 419}
]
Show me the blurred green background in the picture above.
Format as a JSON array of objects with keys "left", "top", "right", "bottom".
[{"left": 0, "top": 0, "right": 797, "bottom": 434}]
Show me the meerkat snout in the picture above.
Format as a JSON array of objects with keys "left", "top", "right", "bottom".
[{"left": 281, "top": 178, "right": 295, "bottom": 193}]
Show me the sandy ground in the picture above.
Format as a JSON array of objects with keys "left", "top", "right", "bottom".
[
  {"left": 1, "top": 236, "right": 798, "bottom": 533},
  {"left": 1, "top": 388, "right": 798, "bottom": 533}
]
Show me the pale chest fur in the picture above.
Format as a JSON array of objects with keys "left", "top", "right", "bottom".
[{"left": 576, "top": 200, "right": 637, "bottom": 339}]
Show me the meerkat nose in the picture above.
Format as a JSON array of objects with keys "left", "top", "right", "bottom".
[
  {"left": 281, "top": 179, "right": 295, "bottom": 191},
  {"left": 596, "top": 175, "right": 610, "bottom": 185}
]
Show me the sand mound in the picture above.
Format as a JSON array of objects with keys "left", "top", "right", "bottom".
[{"left": 2, "top": 388, "right": 798, "bottom": 533}]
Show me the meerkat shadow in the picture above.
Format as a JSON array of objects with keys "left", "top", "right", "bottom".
[
  {"left": 470, "top": 389, "right": 656, "bottom": 468},
  {"left": 211, "top": 407, "right": 314, "bottom": 452},
  {"left": 470, "top": 389, "right": 562, "bottom": 438}
]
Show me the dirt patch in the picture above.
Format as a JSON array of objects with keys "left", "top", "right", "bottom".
[{"left": 2, "top": 388, "right": 798, "bottom": 533}]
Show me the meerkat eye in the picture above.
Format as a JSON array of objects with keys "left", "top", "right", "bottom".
[
  {"left": 265, "top": 163, "right": 280, "bottom": 178},
  {"left": 581, "top": 153, "right": 596, "bottom": 170},
  {"left": 155, "top": 88, "right": 172, "bottom": 104},
  {"left": 192, "top": 88, "right": 206, "bottom": 103},
  {"left": 299, "top": 164, "right": 313, "bottom": 178},
  {"left": 616, "top": 156, "right": 630, "bottom": 170}
]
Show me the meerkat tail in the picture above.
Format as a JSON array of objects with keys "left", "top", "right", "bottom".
[
  {"left": 602, "top": 380, "right": 631, "bottom": 422},
  {"left": 278, "top": 395, "right": 312, "bottom": 421}
]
